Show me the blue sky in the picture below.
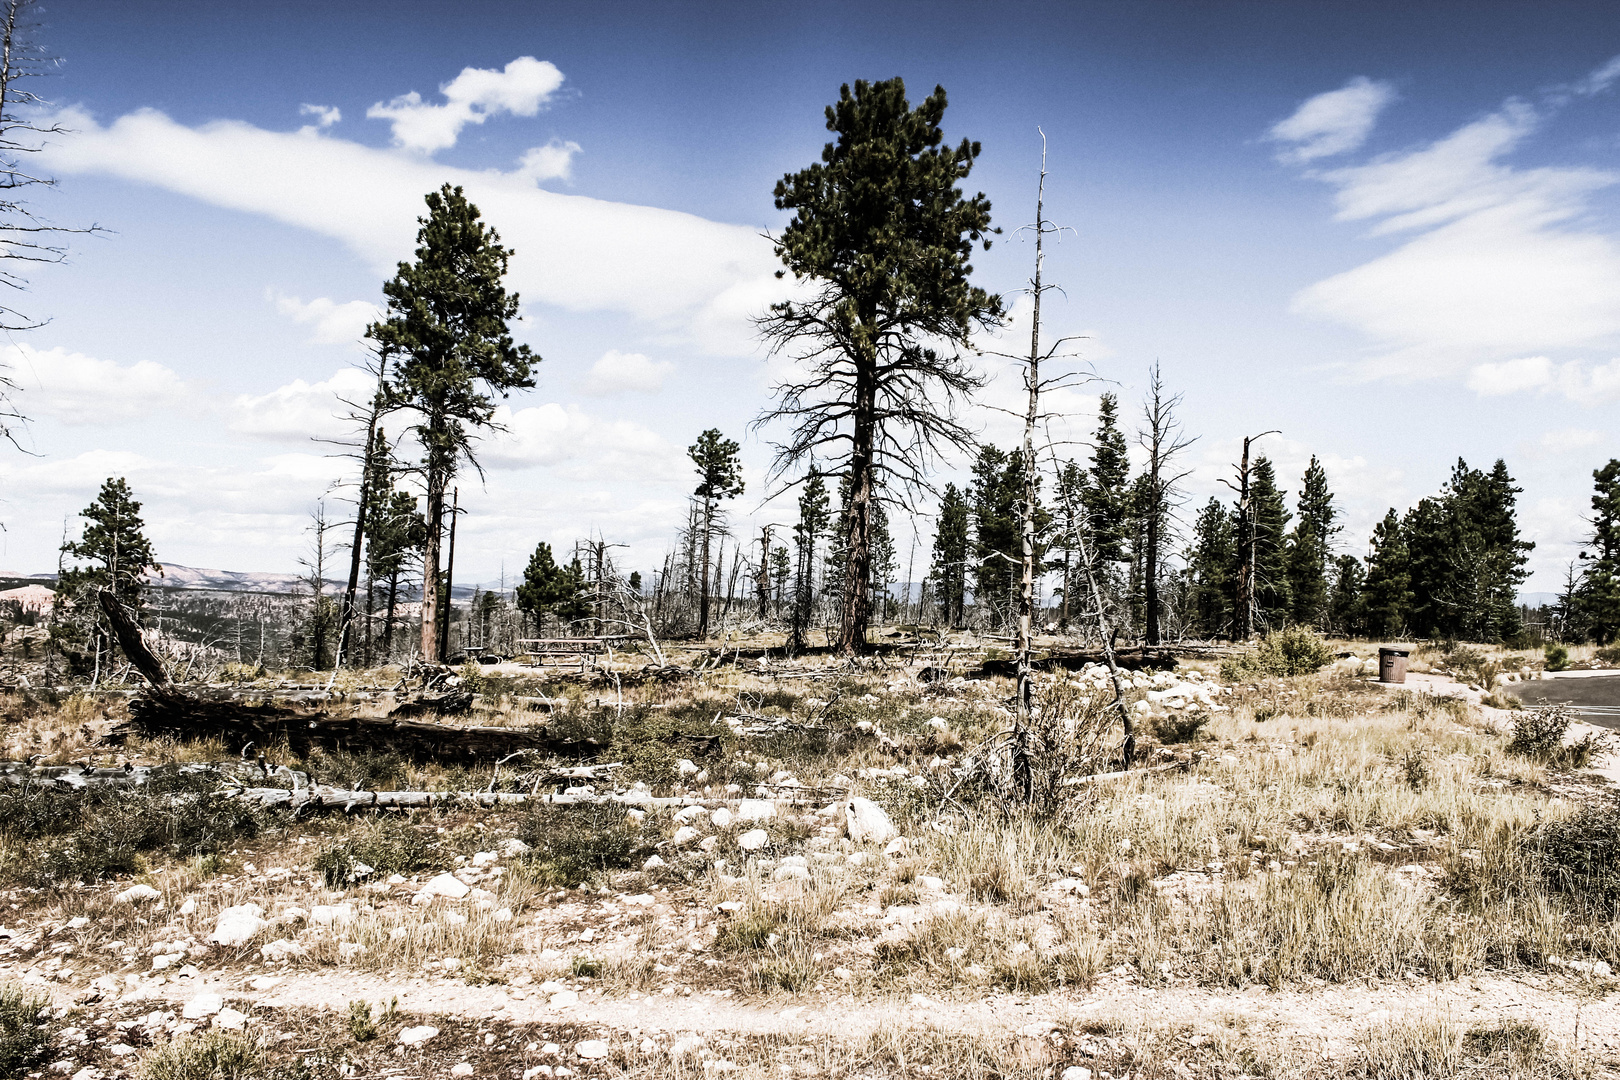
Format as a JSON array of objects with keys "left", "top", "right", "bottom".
[{"left": 4, "top": 0, "right": 1620, "bottom": 594}]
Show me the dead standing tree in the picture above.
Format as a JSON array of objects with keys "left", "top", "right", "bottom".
[
  {"left": 1137, "top": 364, "right": 1195, "bottom": 646},
  {"left": 1223, "top": 430, "right": 1279, "bottom": 640},
  {"left": 757, "top": 78, "right": 1003, "bottom": 656}
]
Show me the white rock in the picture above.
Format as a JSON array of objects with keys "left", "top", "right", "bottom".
[
  {"left": 674, "top": 805, "right": 707, "bottom": 822},
  {"left": 710, "top": 808, "right": 733, "bottom": 829},
  {"left": 1052, "top": 878, "right": 1091, "bottom": 897},
  {"left": 737, "top": 828, "right": 769, "bottom": 852},
  {"left": 212, "top": 1008, "right": 248, "bottom": 1030},
  {"left": 772, "top": 865, "right": 811, "bottom": 882},
  {"left": 698, "top": 835, "right": 718, "bottom": 852},
  {"left": 671, "top": 825, "right": 700, "bottom": 846},
  {"left": 493, "top": 908, "right": 514, "bottom": 923},
  {"left": 471, "top": 851, "right": 499, "bottom": 867},
  {"left": 917, "top": 875, "right": 945, "bottom": 892},
  {"left": 550, "top": 991, "right": 579, "bottom": 1007},
  {"left": 182, "top": 992, "right": 224, "bottom": 1019},
  {"left": 623, "top": 893, "right": 655, "bottom": 907},
  {"left": 176, "top": 899, "right": 196, "bottom": 917},
  {"left": 925, "top": 716, "right": 949, "bottom": 731},
  {"left": 500, "top": 838, "right": 532, "bottom": 857},
  {"left": 247, "top": 976, "right": 281, "bottom": 991},
  {"left": 642, "top": 855, "right": 666, "bottom": 870},
  {"left": 260, "top": 939, "right": 307, "bottom": 962},
  {"left": 398, "top": 1025, "right": 439, "bottom": 1046},
  {"left": 737, "top": 799, "right": 776, "bottom": 822},
  {"left": 1062, "top": 1068, "right": 1093, "bottom": 1080},
  {"left": 575, "top": 1039, "right": 610, "bottom": 1059},
  {"left": 115, "top": 884, "right": 161, "bottom": 905},
  {"left": 338, "top": 942, "right": 367, "bottom": 961},
  {"left": 677, "top": 759, "right": 700, "bottom": 777},
  {"left": 419, "top": 872, "right": 471, "bottom": 900},
  {"left": 883, "top": 837, "right": 910, "bottom": 858},
  {"left": 310, "top": 903, "right": 355, "bottom": 926},
  {"left": 451, "top": 1065, "right": 475, "bottom": 1077},
  {"left": 108, "top": 1043, "right": 136, "bottom": 1057},
  {"left": 208, "top": 904, "right": 267, "bottom": 947},
  {"left": 844, "top": 798, "right": 897, "bottom": 844}
]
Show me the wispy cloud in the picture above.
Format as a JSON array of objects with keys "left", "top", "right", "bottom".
[
  {"left": 1466, "top": 355, "right": 1620, "bottom": 401},
  {"left": 298, "top": 104, "right": 340, "bottom": 129},
  {"left": 268, "top": 291, "right": 377, "bottom": 345},
  {"left": 1268, "top": 76, "right": 1397, "bottom": 163},
  {"left": 1279, "top": 56, "right": 1620, "bottom": 380},
  {"left": 367, "top": 56, "right": 566, "bottom": 153},
  {"left": 580, "top": 349, "right": 672, "bottom": 395},
  {"left": 3, "top": 343, "right": 189, "bottom": 425}
]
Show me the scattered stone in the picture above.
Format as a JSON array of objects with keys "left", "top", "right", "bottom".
[
  {"left": 550, "top": 991, "right": 579, "bottom": 1008},
  {"left": 115, "top": 884, "right": 161, "bottom": 905},
  {"left": 398, "top": 1025, "right": 439, "bottom": 1046},
  {"left": 772, "top": 865, "right": 810, "bottom": 882},
  {"left": 642, "top": 855, "right": 667, "bottom": 870},
  {"left": 310, "top": 903, "right": 356, "bottom": 926},
  {"left": 738, "top": 829, "right": 769, "bottom": 852},
  {"left": 182, "top": 993, "right": 224, "bottom": 1019},
  {"left": 212, "top": 1008, "right": 248, "bottom": 1030},
  {"left": 737, "top": 799, "right": 776, "bottom": 822},
  {"left": 209, "top": 904, "right": 267, "bottom": 946},
  {"left": 671, "top": 825, "right": 700, "bottom": 846},
  {"left": 500, "top": 838, "right": 532, "bottom": 857},
  {"left": 883, "top": 837, "right": 910, "bottom": 858},
  {"left": 247, "top": 976, "right": 281, "bottom": 991},
  {"left": 451, "top": 1064, "right": 475, "bottom": 1077},
  {"left": 677, "top": 759, "right": 700, "bottom": 777},
  {"left": 107, "top": 1044, "right": 136, "bottom": 1058},
  {"left": 261, "top": 939, "right": 307, "bottom": 962},
  {"left": 1062, "top": 1068, "right": 1093, "bottom": 1080},
  {"left": 917, "top": 875, "right": 945, "bottom": 892},
  {"left": 710, "top": 808, "right": 733, "bottom": 829},
  {"left": 417, "top": 872, "right": 472, "bottom": 901},
  {"left": 575, "top": 1040, "right": 610, "bottom": 1059}
]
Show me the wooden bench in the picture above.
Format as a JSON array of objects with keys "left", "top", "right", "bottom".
[{"left": 515, "top": 637, "right": 627, "bottom": 673}]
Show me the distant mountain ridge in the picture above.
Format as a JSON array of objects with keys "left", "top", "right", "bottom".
[{"left": 1, "top": 564, "right": 484, "bottom": 601}]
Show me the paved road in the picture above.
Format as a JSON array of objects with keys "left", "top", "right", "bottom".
[{"left": 1504, "top": 675, "right": 1620, "bottom": 729}]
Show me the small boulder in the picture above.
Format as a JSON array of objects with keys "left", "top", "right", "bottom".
[
  {"left": 208, "top": 904, "right": 267, "bottom": 947},
  {"left": 115, "top": 884, "right": 161, "bottom": 905},
  {"left": 737, "top": 828, "right": 769, "bottom": 852},
  {"left": 182, "top": 993, "right": 223, "bottom": 1020},
  {"left": 418, "top": 872, "right": 471, "bottom": 901},
  {"left": 844, "top": 798, "right": 897, "bottom": 845},
  {"left": 575, "top": 1040, "right": 611, "bottom": 1060},
  {"left": 451, "top": 1065, "right": 475, "bottom": 1077},
  {"left": 671, "top": 826, "right": 700, "bottom": 847},
  {"left": 710, "top": 808, "right": 733, "bottom": 829},
  {"left": 212, "top": 1008, "right": 248, "bottom": 1030},
  {"left": 737, "top": 799, "right": 776, "bottom": 822},
  {"left": 398, "top": 1025, "right": 439, "bottom": 1046}
]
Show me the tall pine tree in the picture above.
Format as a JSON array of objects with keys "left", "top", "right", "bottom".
[
  {"left": 1581, "top": 459, "right": 1620, "bottom": 642},
  {"left": 1249, "top": 456, "right": 1292, "bottom": 630},
  {"left": 1362, "top": 509, "right": 1412, "bottom": 638},
  {"left": 930, "top": 483, "right": 969, "bottom": 628},
  {"left": 1285, "top": 456, "right": 1338, "bottom": 628}
]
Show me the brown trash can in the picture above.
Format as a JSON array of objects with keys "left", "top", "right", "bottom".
[{"left": 1379, "top": 647, "right": 1410, "bottom": 684}]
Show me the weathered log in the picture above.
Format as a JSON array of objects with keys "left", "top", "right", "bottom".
[{"left": 94, "top": 590, "right": 589, "bottom": 762}]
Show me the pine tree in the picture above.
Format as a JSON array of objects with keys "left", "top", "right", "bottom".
[
  {"left": 1285, "top": 456, "right": 1338, "bottom": 628},
  {"left": 930, "top": 483, "right": 969, "bottom": 628},
  {"left": 759, "top": 78, "right": 1002, "bottom": 655},
  {"left": 1329, "top": 555, "right": 1365, "bottom": 635},
  {"left": 869, "top": 499, "right": 897, "bottom": 622},
  {"left": 1052, "top": 460, "right": 1086, "bottom": 627},
  {"left": 367, "top": 184, "right": 537, "bottom": 662},
  {"left": 59, "top": 477, "right": 161, "bottom": 609},
  {"left": 1249, "top": 456, "right": 1291, "bottom": 629},
  {"left": 58, "top": 477, "right": 162, "bottom": 676},
  {"left": 1579, "top": 459, "right": 1620, "bottom": 642},
  {"left": 687, "top": 428, "right": 744, "bottom": 640},
  {"left": 1186, "top": 496, "right": 1234, "bottom": 637},
  {"left": 516, "top": 542, "right": 586, "bottom": 629},
  {"left": 1402, "top": 459, "right": 1533, "bottom": 642},
  {"left": 1362, "top": 509, "right": 1413, "bottom": 638},
  {"left": 970, "top": 445, "right": 1021, "bottom": 626},
  {"left": 1083, "top": 393, "right": 1131, "bottom": 566},
  {"left": 790, "top": 469, "right": 830, "bottom": 650}
]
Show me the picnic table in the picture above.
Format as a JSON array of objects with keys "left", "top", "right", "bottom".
[{"left": 515, "top": 637, "right": 627, "bottom": 672}]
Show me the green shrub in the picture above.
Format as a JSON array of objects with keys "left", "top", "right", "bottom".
[
  {"left": 0, "top": 773, "right": 268, "bottom": 886},
  {"left": 1505, "top": 705, "right": 1609, "bottom": 768},
  {"left": 313, "top": 820, "right": 442, "bottom": 887},
  {"left": 1532, "top": 799, "right": 1620, "bottom": 914},
  {"left": 0, "top": 984, "right": 51, "bottom": 1078},
  {"left": 517, "top": 803, "right": 644, "bottom": 885},
  {"left": 1220, "top": 627, "right": 1334, "bottom": 681},
  {"left": 346, "top": 1000, "right": 377, "bottom": 1042},
  {"left": 139, "top": 1032, "right": 263, "bottom": 1080},
  {"left": 1543, "top": 643, "right": 1569, "bottom": 672},
  {"left": 1596, "top": 644, "right": 1620, "bottom": 665}
]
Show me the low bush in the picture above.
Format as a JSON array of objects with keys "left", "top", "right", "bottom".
[
  {"left": 1597, "top": 644, "right": 1620, "bottom": 665},
  {"left": 139, "top": 1032, "right": 263, "bottom": 1080},
  {"left": 517, "top": 802, "right": 644, "bottom": 885},
  {"left": 313, "top": 820, "right": 443, "bottom": 886},
  {"left": 1505, "top": 705, "right": 1609, "bottom": 768},
  {"left": 1220, "top": 627, "right": 1334, "bottom": 681},
  {"left": 1543, "top": 643, "right": 1569, "bottom": 672},
  {"left": 1531, "top": 798, "right": 1620, "bottom": 914},
  {"left": 0, "top": 984, "right": 52, "bottom": 1078},
  {"left": 0, "top": 772, "right": 268, "bottom": 886}
]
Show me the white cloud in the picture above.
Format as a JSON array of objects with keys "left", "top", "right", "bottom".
[
  {"left": 1465, "top": 355, "right": 1554, "bottom": 395},
  {"left": 481, "top": 402, "right": 683, "bottom": 482},
  {"left": 1269, "top": 76, "right": 1397, "bottom": 163},
  {"left": 1539, "top": 428, "right": 1604, "bottom": 454},
  {"left": 515, "top": 139, "right": 581, "bottom": 183},
  {"left": 1465, "top": 355, "right": 1620, "bottom": 401},
  {"left": 43, "top": 105, "right": 784, "bottom": 355},
  {"left": 580, "top": 349, "right": 672, "bottom": 395},
  {"left": 1285, "top": 86, "right": 1620, "bottom": 378},
  {"left": 269, "top": 291, "right": 377, "bottom": 345},
  {"left": 1571, "top": 53, "right": 1620, "bottom": 97},
  {"left": 299, "top": 104, "right": 340, "bottom": 129},
  {"left": 367, "top": 56, "right": 566, "bottom": 153},
  {"left": 230, "top": 367, "right": 377, "bottom": 441},
  {"left": 3, "top": 343, "right": 188, "bottom": 425}
]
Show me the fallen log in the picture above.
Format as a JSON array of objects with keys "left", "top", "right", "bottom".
[{"left": 95, "top": 591, "right": 591, "bottom": 762}]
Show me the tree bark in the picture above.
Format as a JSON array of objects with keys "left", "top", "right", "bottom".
[
  {"left": 420, "top": 475, "right": 444, "bottom": 662},
  {"left": 839, "top": 356, "right": 876, "bottom": 656},
  {"left": 698, "top": 498, "right": 713, "bottom": 640}
]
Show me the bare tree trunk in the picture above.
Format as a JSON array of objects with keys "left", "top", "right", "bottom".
[
  {"left": 757, "top": 525, "right": 771, "bottom": 621},
  {"left": 1225, "top": 432, "right": 1276, "bottom": 640},
  {"left": 338, "top": 359, "right": 388, "bottom": 669},
  {"left": 438, "top": 487, "right": 458, "bottom": 662},
  {"left": 698, "top": 499, "right": 714, "bottom": 639},
  {"left": 420, "top": 477, "right": 443, "bottom": 663},
  {"left": 840, "top": 360, "right": 876, "bottom": 656}
]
